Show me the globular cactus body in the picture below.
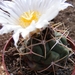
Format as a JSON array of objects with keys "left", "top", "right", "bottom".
[{"left": 18, "top": 27, "right": 69, "bottom": 72}]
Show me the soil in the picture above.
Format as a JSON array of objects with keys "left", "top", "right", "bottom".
[{"left": 0, "top": 0, "right": 75, "bottom": 75}]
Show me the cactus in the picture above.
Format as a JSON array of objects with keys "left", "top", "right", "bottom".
[
  {"left": 4, "top": 23, "right": 74, "bottom": 75},
  {"left": 16, "top": 24, "right": 71, "bottom": 74}
]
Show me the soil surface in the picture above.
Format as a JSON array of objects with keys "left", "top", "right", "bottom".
[{"left": 0, "top": 0, "right": 75, "bottom": 75}]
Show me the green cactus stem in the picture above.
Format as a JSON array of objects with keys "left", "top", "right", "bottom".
[{"left": 17, "top": 27, "right": 70, "bottom": 72}]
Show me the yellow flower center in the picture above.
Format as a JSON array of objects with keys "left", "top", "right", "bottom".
[{"left": 19, "top": 11, "right": 41, "bottom": 28}]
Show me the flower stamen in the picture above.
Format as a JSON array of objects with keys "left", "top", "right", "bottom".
[{"left": 19, "top": 11, "right": 41, "bottom": 28}]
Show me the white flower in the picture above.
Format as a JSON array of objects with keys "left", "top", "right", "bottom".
[{"left": 0, "top": 0, "right": 72, "bottom": 47}]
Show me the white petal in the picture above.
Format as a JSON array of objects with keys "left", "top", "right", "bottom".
[
  {"left": 0, "top": 2, "right": 19, "bottom": 19},
  {"left": 12, "top": 30, "right": 20, "bottom": 47},
  {"left": 0, "top": 27, "right": 8, "bottom": 35},
  {"left": 59, "top": 3, "right": 73, "bottom": 10},
  {"left": 0, "top": 17, "right": 8, "bottom": 24},
  {"left": 61, "top": 0, "right": 67, "bottom": 2},
  {"left": 36, "top": 0, "right": 72, "bottom": 27},
  {"left": 0, "top": 24, "right": 21, "bottom": 34},
  {"left": 36, "top": 20, "right": 49, "bottom": 28},
  {"left": 21, "top": 21, "right": 36, "bottom": 38}
]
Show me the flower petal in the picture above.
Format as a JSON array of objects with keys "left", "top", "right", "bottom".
[
  {"left": 36, "top": 20, "right": 49, "bottom": 28},
  {"left": 12, "top": 30, "right": 20, "bottom": 47},
  {"left": 36, "top": 0, "right": 72, "bottom": 29},
  {"left": 59, "top": 3, "right": 73, "bottom": 10},
  {"left": 0, "top": 24, "right": 21, "bottom": 34},
  {"left": 21, "top": 21, "right": 36, "bottom": 38}
]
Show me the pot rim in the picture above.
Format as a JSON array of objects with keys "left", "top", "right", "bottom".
[
  {"left": 2, "top": 37, "right": 12, "bottom": 75},
  {"left": 2, "top": 36, "right": 75, "bottom": 75}
]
